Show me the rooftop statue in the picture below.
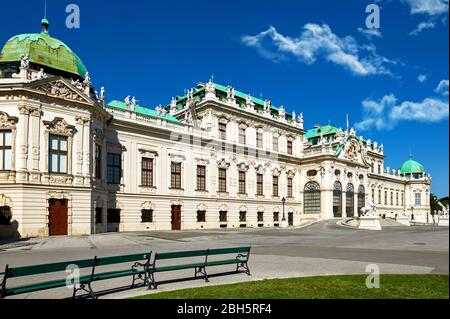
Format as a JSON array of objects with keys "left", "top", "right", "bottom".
[
  {"left": 83, "top": 72, "right": 92, "bottom": 87},
  {"left": 279, "top": 105, "right": 286, "bottom": 119},
  {"left": 124, "top": 95, "right": 131, "bottom": 106},
  {"left": 20, "top": 54, "right": 30, "bottom": 68}
]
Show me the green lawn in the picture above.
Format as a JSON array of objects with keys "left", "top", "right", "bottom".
[{"left": 134, "top": 275, "right": 449, "bottom": 299}]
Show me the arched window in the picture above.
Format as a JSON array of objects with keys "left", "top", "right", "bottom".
[
  {"left": 346, "top": 184, "right": 355, "bottom": 217},
  {"left": 357, "top": 185, "right": 365, "bottom": 216},
  {"left": 304, "top": 182, "right": 321, "bottom": 214},
  {"left": 333, "top": 182, "right": 342, "bottom": 218}
]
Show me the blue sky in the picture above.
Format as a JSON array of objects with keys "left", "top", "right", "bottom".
[{"left": 1, "top": 0, "right": 448, "bottom": 196}]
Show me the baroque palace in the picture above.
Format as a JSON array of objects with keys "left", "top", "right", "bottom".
[{"left": 0, "top": 20, "right": 431, "bottom": 238}]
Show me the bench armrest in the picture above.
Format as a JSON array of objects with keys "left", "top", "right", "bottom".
[{"left": 236, "top": 253, "right": 249, "bottom": 261}]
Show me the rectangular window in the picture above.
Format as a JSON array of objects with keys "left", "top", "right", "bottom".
[
  {"left": 141, "top": 209, "right": 153, "bottom": 223},
  {"left": 197, "top": 210, "right": 206, "bottom": 222},
  {"left": 273, "top": 212, "right": 279, "bottom": 222},
  {"left": 257, "top": 212, "right": 264, "bottom": 222},
  {"left": 107, "top": 153, "right": 121, "bottom": 184},
  {"left": 218, "top": 168, "right": 227, "bottom": 193},
  {"left": 219, "top": 122, "right": 227, "bottom": 140},
  {"left": 239, "top": 127, "right": 246, "bottom": 145},
  {"left": 378, "top": 190, "right": 381, "bottom": 204},
  {"left": 371, "top": 164, "right": 374, "bottom": 173},
  {"left": 0, "top": 130, "right": 12, "bottom": 171},
  {"left": 239, "top": 211, "right": 247, "bottom": 222},
  {"left": 171, "top": 162, "right": 182, "bottom": 189},
  {"left": 272, "top": 136, "right": 279, "bottom": 152},
  {"left": 141, "top": 158, "right": 154, "bottom": 187},
  {"left": 378, "top": 164, "right": 381, "bottom": 174},
  {"left": 238, "top": 171, "right": 246, "bottom": 194},
  {"left": 256, "top": 174, "right": 264, "bottom": 196},
  {"left": 219, "top": 211, "right": 227, "bottom": 222},
  {"left": 287, "top": 140, "right": 293, "bottom": 155},
  {"left": 415, "top": 193, "right": 422, "bottom": 206},
  {"left": 196, "top": 165, "right": 206, "bottom": 191},
  {"left": 49, "top": 135, "right": 68, "bottom": 174},
  {"left": 402, "top": 193, "right": 405, "bottom": 206},
  {"left": 256, "top": 131, "right": 263, "bottom": 148},
  {"left": 272, "top": 176, "right": 279, "bottom": 197},
  {"left": 396, "top": 193, "right": 399, "bottom": 206},
  {"left": 95, "top": 144, "right": 102, "bottom": 179},
  {"left": 384, "top": 191, "right": 388, "bottom": 205},
  {"left": 95, "top": 207, "right": 103, "bottom": 224},
  {"left": 390, "top": 192, "right": 393, "bottom": 206},
  {"left": 287, "top": 177, "right": 293, "bottom": 198},
  {"left": 107, "top": 209, "right": 121, "bottom": 223}
]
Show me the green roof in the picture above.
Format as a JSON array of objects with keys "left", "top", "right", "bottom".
[
  {"left": 0, "top": 21, "right": 88, "bottom": 78},
  {"left": 170, "top": 82, "right": 294, "bottom": 122},
  {"left": 107, "top": 100, "right": 181, "bottom": 124},
  {"left": 304, "top": 125, "right": 341, "bottom": 139},
  {"left": 399, "top": 156, "right": 425, "bottom": 175}
]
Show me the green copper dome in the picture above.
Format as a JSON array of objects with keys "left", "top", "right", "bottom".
[
  {"left": 0, "top": 20, "right": 88, "bottom": 79},
  {"left": 399, "top": 156, "right": 425, "bottom": 175}
]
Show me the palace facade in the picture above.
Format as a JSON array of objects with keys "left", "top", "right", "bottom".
[{"left": 0, "top": 20, "right": 432, "bottom": 238}]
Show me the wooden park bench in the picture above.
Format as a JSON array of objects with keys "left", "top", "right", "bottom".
[
  {"left": 0, "top": 251, "right": 152, "bottom": 299},
  {"left": 148, "top": 246, "right": 251, "bottom": 289}
]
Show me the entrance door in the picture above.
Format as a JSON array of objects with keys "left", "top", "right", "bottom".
[
  {"left": 171, "top": 205, "right": 181, "bottom": 230},
  {"left": 288, "top": 213, "right": 294, "bottom": 226},
  {"left": 49, "top": 199, "right": 68, "bottom": 236}
]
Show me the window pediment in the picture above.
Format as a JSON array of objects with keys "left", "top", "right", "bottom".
[
  {"left": 0, "top": 111, "right": 18, "bottom": 129},
  {"left": 43, "top": 118, "right": 75, "bottom": 137}
]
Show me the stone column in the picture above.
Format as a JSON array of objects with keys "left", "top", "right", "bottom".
[
  {"left": 17, "top": 104, "right": 30, "bottom": 182},
  {"left": 74, "top": 117, "right": 85, "bottom": 185},
  {"left": 29, "top": 107, "right": 42, "bottom": 182}
]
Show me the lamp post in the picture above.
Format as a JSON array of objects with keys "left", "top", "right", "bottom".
[{"left": 281, "top": 197, "right": 288, "bottom": 228}]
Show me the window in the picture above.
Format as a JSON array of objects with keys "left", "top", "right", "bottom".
[
  {"left": 219, "top": 211, "right": 227, "bottom": 222},
  {"left": 272, "top": 135, "right": 279, "bottom": 152},
  {"left": 357, "top": 185, "right": 365, "bottom": 216},
  {"left": 141, "top": 209, "right": 153, "bottom": 223},
  {"left": 333, "top": 182, "right": 343, "bottom": 218},
  {"left": 415, "top": 193, "right": 422, "bottom": 205},
  {"left": 287, "top": 177, "right": 293, "bottom": 198},
  {"left": 239, "top": 211, "right": 247, "bottom": 222},
  {"left": 95, "top": 144, "right": 102, "bottom": 179},
  {"left": 371, "top": 164, "right": 374, "bottom": 173},
  {"left": 257, "top": 212, "right": 264, "bottom": 222},
  {"left": 304, "top": 182, "right": 321, "bottom": 214},
  {"left": 49, "top": 135, "right": 68, "bottom": 174},
  {"left": 0, "top": 206, "right": 12, "bottom": 225},
  {"left": 239, "top": 127, "right": 246, "bottom": 144},
  {"left": 196, "top": 165, "right": 206, "bottom": 191},
  {"left": 219, "top": 122, "right": 227, "bottom": 140},
  {"left": 390, "top": 192, "right": 394, "bottom": 206},
  {"left": 218, "top": 168, "right": 227, "bottom": 193},
  {"left": 238, "top": 171, "right": 246, "bottom": 194},
  {"left": 256, "top": 131, "right": 263, "bottom": 148},
  {"left": 107, "top": 153, "right": 121, "bottom": 184},
  {"left": 0, "top": 130, "right": 12, "bottom": 171},
  {"left": 287, "top": 140, "right": 293, "bottom": 155},
  {"left": 378, "top": 164, "right": 381, "bottom": 174},
  {"left": 402, "top": 193, "right": 405, "bottom": 206},
  {"left": 371, "top": 188, "right": 375, "bottom": 202},
  {"left": 346, "top": 184, "right": 355, "bottom": 217},
  {"left": 95, "top": 207, "right": 103, "bottom": 224},
  {"left": 273, "top": 212, "right": 279, "bottom": 222},
  {"left": 378, "top": 189, "right": 381, "bottom": 204},
  {"left": 171, "top": 162, "right": 182, "bottom": 189},
  {"left": 384, "top": 191, "right": 388, "bottom": 205},
  {"left": 396, "top": 193, "right": 399, "bottom": 206},
  {"left": 272, "top": 176, "right": 279, "bottom": 197},
  {"left": 141, "top": 158, "right": 154, "bottom": 187},
  {"left": 256, "top": 174, "right": 264, "bottom": 196},
  {"left": 197, "top": 210, "right": 206, "bottom": 222},
  {"left": 107, "top": 209, "right": 121, "bottom": 223}
]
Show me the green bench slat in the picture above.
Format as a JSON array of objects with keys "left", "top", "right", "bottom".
[
  {"left": 155, "top": 250, "right": 208, "bottom": 260},
  {"left": 208, "top": 247, "right": 251, "bottom": 256},
  {"left": 95, "top": 253, "right": 151, "bottom": 266},
  {"left": 155, "top": 262, "right": 206, "bottom": 272},
  {"left": 7, "top": 258, "right": 95, "bottom": 278},
  {"left": 6, "top": 278, "right": 71, "bottom": 295},
  {"left": 206, "top": 259, "right": 246, "bottom": 267}
]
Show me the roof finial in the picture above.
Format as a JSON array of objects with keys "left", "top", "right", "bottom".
[{"left": 41, "top": 0, "right": 49, "bottom": 33}]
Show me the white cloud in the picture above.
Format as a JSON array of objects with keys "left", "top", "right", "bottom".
[
  {"left": 435, "top": 79, "right": 449, "bottom": 96},
  {"left": 357, "top": 27, "right": 383, "bottom": 39},
  {"left": 355, "top": 80, "right": 449, "bottom": 130},
  {"left": 417, "top": 74, "right": 427, "bottom": 82},
  {"left": 402, "top": 0, "right": 449, "bottom": 16},
  {"left": 409, "top": 21, "right": 436, "bottom": 35},
  {"left": 240, "top": 24, "right": 396, "bottom": 77}
]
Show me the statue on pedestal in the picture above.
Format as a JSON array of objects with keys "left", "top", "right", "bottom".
[{"left": 360, "top": 195, "right": 377, "bottom": 217}]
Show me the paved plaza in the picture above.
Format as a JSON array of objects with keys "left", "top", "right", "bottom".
[{"left": 0, "top": 220, "right": 448, "bottom": 299}]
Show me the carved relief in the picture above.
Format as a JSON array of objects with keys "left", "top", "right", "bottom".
[
  {"left": 43, "top": 118, "right": 76, "bottom": 137},
  {"left": 0, "top": 111, "right": 18, "bottom": 128},
  {"left": 35, "top": 79, "right": 89, "bottom": 103}
]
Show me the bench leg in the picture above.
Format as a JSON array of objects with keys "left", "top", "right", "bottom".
[
  {"left": 147, "top": 272, "right": 157, "bottom": 290},
  {"left": 237, "top": 262, "right": 251, "bottom": 276},
  {"left": 73, "top": 283, "right": 96, "bottom": 299},
  {"left": 132, "top": 273, "right": 147, "bottom": 288},
  {"left": 195, "top": 267, "right": 209, "bottom": 283}
]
